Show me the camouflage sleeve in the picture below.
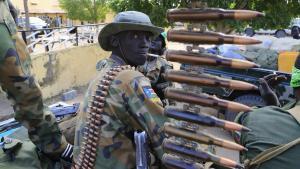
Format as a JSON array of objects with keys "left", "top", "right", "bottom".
[
  {"left": 120, "top": 71, "right": 168, "bottom": 159},
  {"left": 144, "top": 60, "right": 162, "bottom": 85},
  {"left": 0, "top": 24, "right": 67, "bottom": 159}
]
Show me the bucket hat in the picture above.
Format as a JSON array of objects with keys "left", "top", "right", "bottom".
[{"left": 98, "top": 11, "right": 163, "bottom": 51}]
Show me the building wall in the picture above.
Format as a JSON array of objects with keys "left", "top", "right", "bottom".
[
  {"left": 10, "top": 0, "right": 114, "bottom": 26},
  {"left": 30, "top": 44, "right": 110, "bottom": 99},
  {"left": 11, "top": 0, "right": 62, "bottom": 13}
]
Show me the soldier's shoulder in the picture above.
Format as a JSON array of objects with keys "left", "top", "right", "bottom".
[
  {"left": 114, "top": 68, "right": 145, "bottom": 84},
  {"left": 96, "top": 59, "right": 109, "bottom": 71},
  {"left": 158, "top": 57, "right": 173, "bottom": 67}
]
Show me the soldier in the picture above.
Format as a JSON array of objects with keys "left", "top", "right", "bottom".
[
  {"left": 0, "top": 0, "right": 71, "bottom": 167},
  {"left": 236, "top": 54, "right": 300, "bottom": 169},
  {"left": 138, "top": 32, "right": 174, "bottom": 104},
  {"left": 74, "top": 11, "right": 169, "bottom": 168}
]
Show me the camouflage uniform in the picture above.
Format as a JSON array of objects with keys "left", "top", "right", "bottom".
[
  {"left": 74, "top": 56, "right": 168, "bottom": 168},
  {"left": 0, "top": 0, "right": 67, "bottom": 159},
  {"left": 138, "top": 57, "right": 173, "bottom": 102}
]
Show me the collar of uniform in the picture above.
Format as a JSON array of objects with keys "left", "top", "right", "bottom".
[{"left": 109, "top": 54, "right": 126, "bottom": 66}]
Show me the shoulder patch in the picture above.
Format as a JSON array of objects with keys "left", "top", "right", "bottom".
[{"left": 142, "top": 86, "right": 160, "bottom": 102}]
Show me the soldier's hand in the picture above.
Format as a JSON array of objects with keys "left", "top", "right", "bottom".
[
  {"left": 262, "top": 74, "right": 287, "bottom": 89},
  {"left": 258, "top": 74, "right": 283, "bottom": 106}
]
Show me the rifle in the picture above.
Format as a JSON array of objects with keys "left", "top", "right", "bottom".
[{"left": 134, "top": 131, "right": 150, "bottom": 169}]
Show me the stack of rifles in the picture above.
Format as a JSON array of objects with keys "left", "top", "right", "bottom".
[{"left": 158, "top": 4, "right": 265, "bottom": 169}]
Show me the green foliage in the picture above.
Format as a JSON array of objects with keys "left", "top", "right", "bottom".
[
  {"left": 108, "top": 0, "right": 300, "bottom": 31},
  {"left": 109, "top": 0, "right": 189, "bottom": 27},
  {"left": 59, "top": 0, "right": 109, "bottom": 23}
]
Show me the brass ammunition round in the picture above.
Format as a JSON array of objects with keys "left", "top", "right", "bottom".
[
  {"left": 167, "top": 30, "right": 262, "bottom": 45},
  {"left": 106, "top": 71, "right": 117, "bottom": 76},
  {"left": 164, "top": 123, "right": 246, "bottom": 151},
  {"left": 165, "top": 88, "right": 251, "bottom": 112},
  {"left": 166, "top": 50, "right": 259, "bottom": 69},
  {"left": 96, "top": 90, "right": 108, "bottom": 97},
  {"left": 162, "top": 154, "right": 204, "bottom": 169},
  {"left": 93, "top": 95, "right": 106, "bottom": 102},
  {"left": 167, "top": 8, "right": 264, "bottom": 22},
  {"left": 100, "top": 80, "right": 111, "bottom": 85},
  {"left": 104, "top": 75, "right": 114, "bottom": 80},
  {"left": 165, "top": 70, "right": 257, "bottom": 90},
  {"left": 97, "top": 84, "right": 109, "bottom": 90},
  {"left": 163, "top": 139, "right": 243, "bottom": 168}
]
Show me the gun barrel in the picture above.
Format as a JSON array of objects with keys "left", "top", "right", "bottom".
[
  {"left": 167, "top": 8, "right": 264, "bottom": 22},
  {"left": 166, "top": 50, "right": 260, "bottom": 69},
  {"left": 163, "top": 123, "right": 246, "bottom": 151},
  {"left": 164, "top": 70, "right": 258, "bottom": 90},
  {"left": 167, "top": 30, "right": 261, "bottom": 45},
  {"left": 163, "top": 139, "right": 244, "bottom": 169},
  {"left": 164, "top": 88, "right": 252, "bottom": 113},
  {"left": 162, "top": 154, "right": 204, "bottom": 169},
  {"left": 164, "top": 108, "right": 250, "bottom": 132}
]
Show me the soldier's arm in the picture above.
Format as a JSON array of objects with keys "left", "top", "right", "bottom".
[
  {"left": 8, "top": 0, "right": 18, "bottom": 23},
  {"left": 121, "top": 71, "right": 169, "bottom": 159}
]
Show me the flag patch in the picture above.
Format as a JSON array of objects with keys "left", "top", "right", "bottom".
[
  {"left": 142, "top": 86, "right": 160, "bottom": 102},
  {"left": 143, "top": 86, "right": 156, "bottom": 98}
]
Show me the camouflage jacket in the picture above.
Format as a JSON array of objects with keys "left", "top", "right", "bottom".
[
  {"left": 138, "top": 57, "right": 173, "bottom": 102},
  {"left": 0, "top": 0, "right": 17, "bottom": 35},
  {"left": 74, "top": 56, "right": 168, "bottom": 169},
  {"left": 138, "top": 57, "right": 173, "bottom": 85}
]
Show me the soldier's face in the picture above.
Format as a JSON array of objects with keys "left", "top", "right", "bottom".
[
  {"left": 149, "top": 36, "right": 164, "bottom": 55},
  {"left": 118, "top": 31, "right": 152, "bottom": 66}
]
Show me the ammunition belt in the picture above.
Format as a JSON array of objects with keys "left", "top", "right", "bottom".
[{"left": 73, "top": 65, "right": 132, "bottom": 169}]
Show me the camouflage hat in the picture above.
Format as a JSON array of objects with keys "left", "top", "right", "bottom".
[
  {"left": 98, "top": 11, "right": 164, "bottom": 51},
  {"left": 290, "top": 54, "right": 300, "bottom": 88}
]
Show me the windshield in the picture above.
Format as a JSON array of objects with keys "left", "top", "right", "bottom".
[{"left": 29, "top": 17, "right": 45, "bottom": 24}]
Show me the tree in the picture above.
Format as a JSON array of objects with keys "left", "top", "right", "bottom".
[
  {"left": 108, "top": 0, "right": 300, "bottom": 32},
  {"left": 59, "top": 0, "right": 109, "bottom": 23}
]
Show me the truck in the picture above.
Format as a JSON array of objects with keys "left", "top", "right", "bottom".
[{"left": 245, "top": 18, "right": 300, "bottom": 39}]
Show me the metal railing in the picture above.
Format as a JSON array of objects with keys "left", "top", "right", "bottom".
[{"left": 19, "top": 24, "right": 105, "bottom": 54}]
